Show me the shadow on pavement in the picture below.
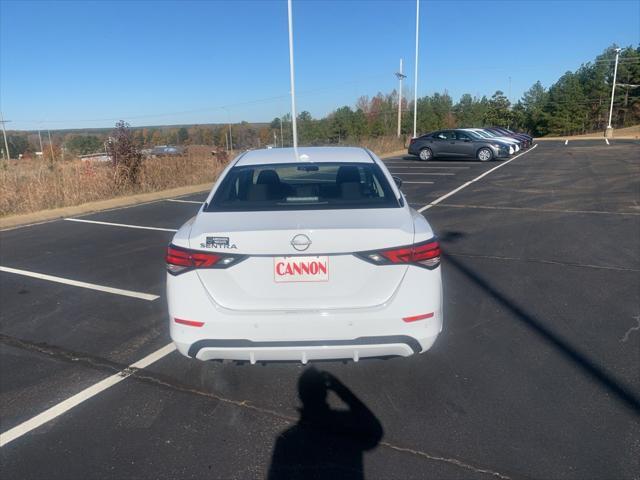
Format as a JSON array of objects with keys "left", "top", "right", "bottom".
[
  {"left": 267, "top": 367, "right": 383, "bottom": 480},
  {"left": 442, "top": 247, "right": 640, "bottom": 415}
]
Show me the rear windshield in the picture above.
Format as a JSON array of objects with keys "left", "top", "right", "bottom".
[{"left": 206, "top": 162, "right": 400, "bottom": 212}]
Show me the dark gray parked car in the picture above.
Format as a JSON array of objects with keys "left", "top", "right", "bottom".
[{"left": 408, "top": 129, "right": 512, "bottom": 162}]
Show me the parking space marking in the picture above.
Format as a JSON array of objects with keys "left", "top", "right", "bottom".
[
  {"left": 384, "top": 165, "right": 470, "bottom": 169},
  {"left": 418, "top": 144, "right": 538, "bottom": 213},
  {"left": 436, "top": 203, "right": 640, "bottom": 216},
  {"left": 0, "top": 266, "right": 160, "bottom": 301},
  {"left": 64, "top": 218, "right": 178, "bottom": 232},
  {"left": 605, "top": 138, "right": 610, "bottom": 145},
  {"left": 0, "top": 343, "right": 176, "bottom": 448},
  {"left": 565, "top": 139, "right": 569, "bottom": 145},
  {"left": 390, "top": 172, "right": 455, "bottom": 176},
  {"left": 166, "top": 199, "right": 203, "bottom": 204},
  {"left": 384, "top": 160, "right": 483, "bottom": 165}
]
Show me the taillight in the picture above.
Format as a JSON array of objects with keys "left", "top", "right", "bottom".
[
  {"left": 165, "top": 244, "right": 246, "bottom": 275},
  {"left": 174, "top": 318, "right": 204, "bottom": 327},
  {"left": 355, "top": 238, "right": 441, "bottom": 269}
]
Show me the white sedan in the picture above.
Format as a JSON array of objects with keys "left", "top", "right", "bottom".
[{"left": 166, "top": 147, "right": 443, "bottom": 363}]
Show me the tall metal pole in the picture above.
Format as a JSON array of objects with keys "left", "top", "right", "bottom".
[
  {"left": 395, "top": 58, "right": 406, "bottom": 138},
  {"left": 47, "top": 130, "right": 55, "bottom": 161},
  {"left": 0, "top": 112, "right": 10, "bottom": 160},
  {"left": 38, "top": 129, "right": 44, "bottom": 153},
  {"left": 222, "top": 107, "right": 233, "bottom": 151},
  {"left": 507, "top": 76, "right": 512, "bottom": 129},
  {"left": 279, "top": 117, "right": 284, "bottom": 147},
  {"left": 287, "top": 0, "right": 298, "bottom": 149},
  {"left": 607, "top": 48, "right": 621, "bottom": 130},
  {"left": 412, "top": 0, "right": 420, "bottom": 138}
]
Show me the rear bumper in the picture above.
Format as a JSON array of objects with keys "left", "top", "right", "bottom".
[
  {"left": 179, "top": 334, "right": 438, "bottom": 363},
  {"left": 168, "top": 265, "right": 443, "bottom": 363}
]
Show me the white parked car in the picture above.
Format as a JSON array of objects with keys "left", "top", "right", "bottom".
[
  {"left": 464, "top": 128, "right": 520, "bottom": 152},
  {"left": 166, "top": 147, "right": 443, "bottom": 363}
]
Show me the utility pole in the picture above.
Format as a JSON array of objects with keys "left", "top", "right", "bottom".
[
  {"left": 287, "top": 0, "right": 298, "bottom": 149},
  {"left": 606, "top": 47, "right": 622, "bottom": 138},
  {"left": 38, "top": 129, "right": 44, "bottom": 153},
  {"left": 507, "top": 76, "right": 512, "bottom": 129},
  {"left": 395, "top": 58, "right": 407, "bottom": 138},
  {"left": 0, "top": 112, "right": 10, "bottom": 160},
  {"left": 279, "top": 117, "right": 284, "bottom": 147},
  {"left": 222, "top": 107, "right": 233, "bottom": 151},
  {"left": 273, "top": 130, "right": 277, "bottom": 147},
  {"left": 47, "top": 130, "right": 55, "bottom": 162},
  {"left": 412, "top": 0, "right": 420, "bottom": 138}
]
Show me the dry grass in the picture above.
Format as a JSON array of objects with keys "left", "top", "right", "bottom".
[
  {"left": 0, "top": 136, "right": 406, "bottom": 218},
  {"left": 351, "top": 136, "right": 406, "bottom": 156},
  {"left": 0, "top": 148, "right": 228, "bottom": 217}
]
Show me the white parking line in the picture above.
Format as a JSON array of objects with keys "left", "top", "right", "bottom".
[
  {"left": 418, "top": 144, "right": 538, "bottom": 213},
  {"left": 402, "top": 181, "right": 435, "bottom": 184},
  {"left": 390, "top": 172, "right": 455, "bottom": 176},
  {"left": 605, "top": 138, "right": 610, "bottom": 145},
  {"left": 0, "top": 343, "right": 176, "bottom": 447},
  {"left": 165, "top": 199, "right": 203, "bottom": 204},
  {"left": 565, "top": 139, "right": 568, "bottom": 145},
  {"left": 65, "top": 218, "right": 177, "bottom": 232},
  {"left": 384, "top": 165, "right": 470, "bottom": 169},
  {"left": 0, "top": 266, "right": 160, "bottom": 301}
]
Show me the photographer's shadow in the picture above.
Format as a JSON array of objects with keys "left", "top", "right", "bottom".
[{"left": 267, "top": 367, "right": 384, "bottom": 480}]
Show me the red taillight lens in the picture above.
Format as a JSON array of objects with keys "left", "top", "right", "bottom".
[
  {"left": 166, "top": 244, "right": 241, "bottom": 275},
  {"left": 174, "top": 318, "right": 205, "bottom": 327},
  {"left": 357, "top": 239, "right": 441, "bottom": 269},
  {"left": 406, "top": 240, "right": 441, "bottom": 267}
]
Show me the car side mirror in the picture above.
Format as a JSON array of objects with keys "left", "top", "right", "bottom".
[{"left": 392, "top": 176, "right": 403, "bottom": 189}]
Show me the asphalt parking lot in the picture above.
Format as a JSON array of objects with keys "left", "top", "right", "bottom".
[{"left": 1, "top": 140, "right": 639, "bottom": 479}]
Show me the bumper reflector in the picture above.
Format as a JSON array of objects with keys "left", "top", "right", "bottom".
[
  {"left": 403, "top": 312, "right": 434, "bottom": 323},
  {"left": 174, "top": 318, "right": 204, "bottom": 327}
]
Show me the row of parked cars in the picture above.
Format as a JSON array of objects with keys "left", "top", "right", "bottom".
[{"left": 408, "top": 127, "right": 534, "bottom": 162}]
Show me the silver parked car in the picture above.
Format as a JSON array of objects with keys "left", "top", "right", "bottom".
[{"left": 408, "top": 129, "right": 512, "bottom": 162}]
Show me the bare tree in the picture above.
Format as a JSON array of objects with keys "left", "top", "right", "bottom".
[{"left": 106, "top": 121, "right": 143, "bottom": 187}]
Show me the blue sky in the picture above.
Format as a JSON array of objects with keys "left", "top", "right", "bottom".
[{"left": 1, "top": 0, "right": 638, "bottom": 130}]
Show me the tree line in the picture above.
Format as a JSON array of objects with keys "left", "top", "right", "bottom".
[{"left": 4, "top": 44, "right": 638, "bottom": 159}]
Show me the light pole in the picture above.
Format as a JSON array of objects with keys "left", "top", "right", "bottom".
[
  {"left": 287, "top": 0, "right": 298, "bottom": 149},
  {"left": 222, "top": 107, "right": 233, "bottom": 151},
  {"left": 280, "top": 116, "right": 284, "bottom": 147},
  {"left": 412, "top": 0, "right": 420, "bottom": 139},
  {"left": 38, "top": 129, "right": 44, "bottom": 153},
  {"left": 606, "top": 48, "right": 622, "bottom": 138},
  {"left": 395, "top": 58, "right": 406, "bottom": 137},
  {"left": 0, "top": 112, "right": 10, "bottom": 160},
  {"left": 47, "top": 130, "right": 55, "bottom": 162}
]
